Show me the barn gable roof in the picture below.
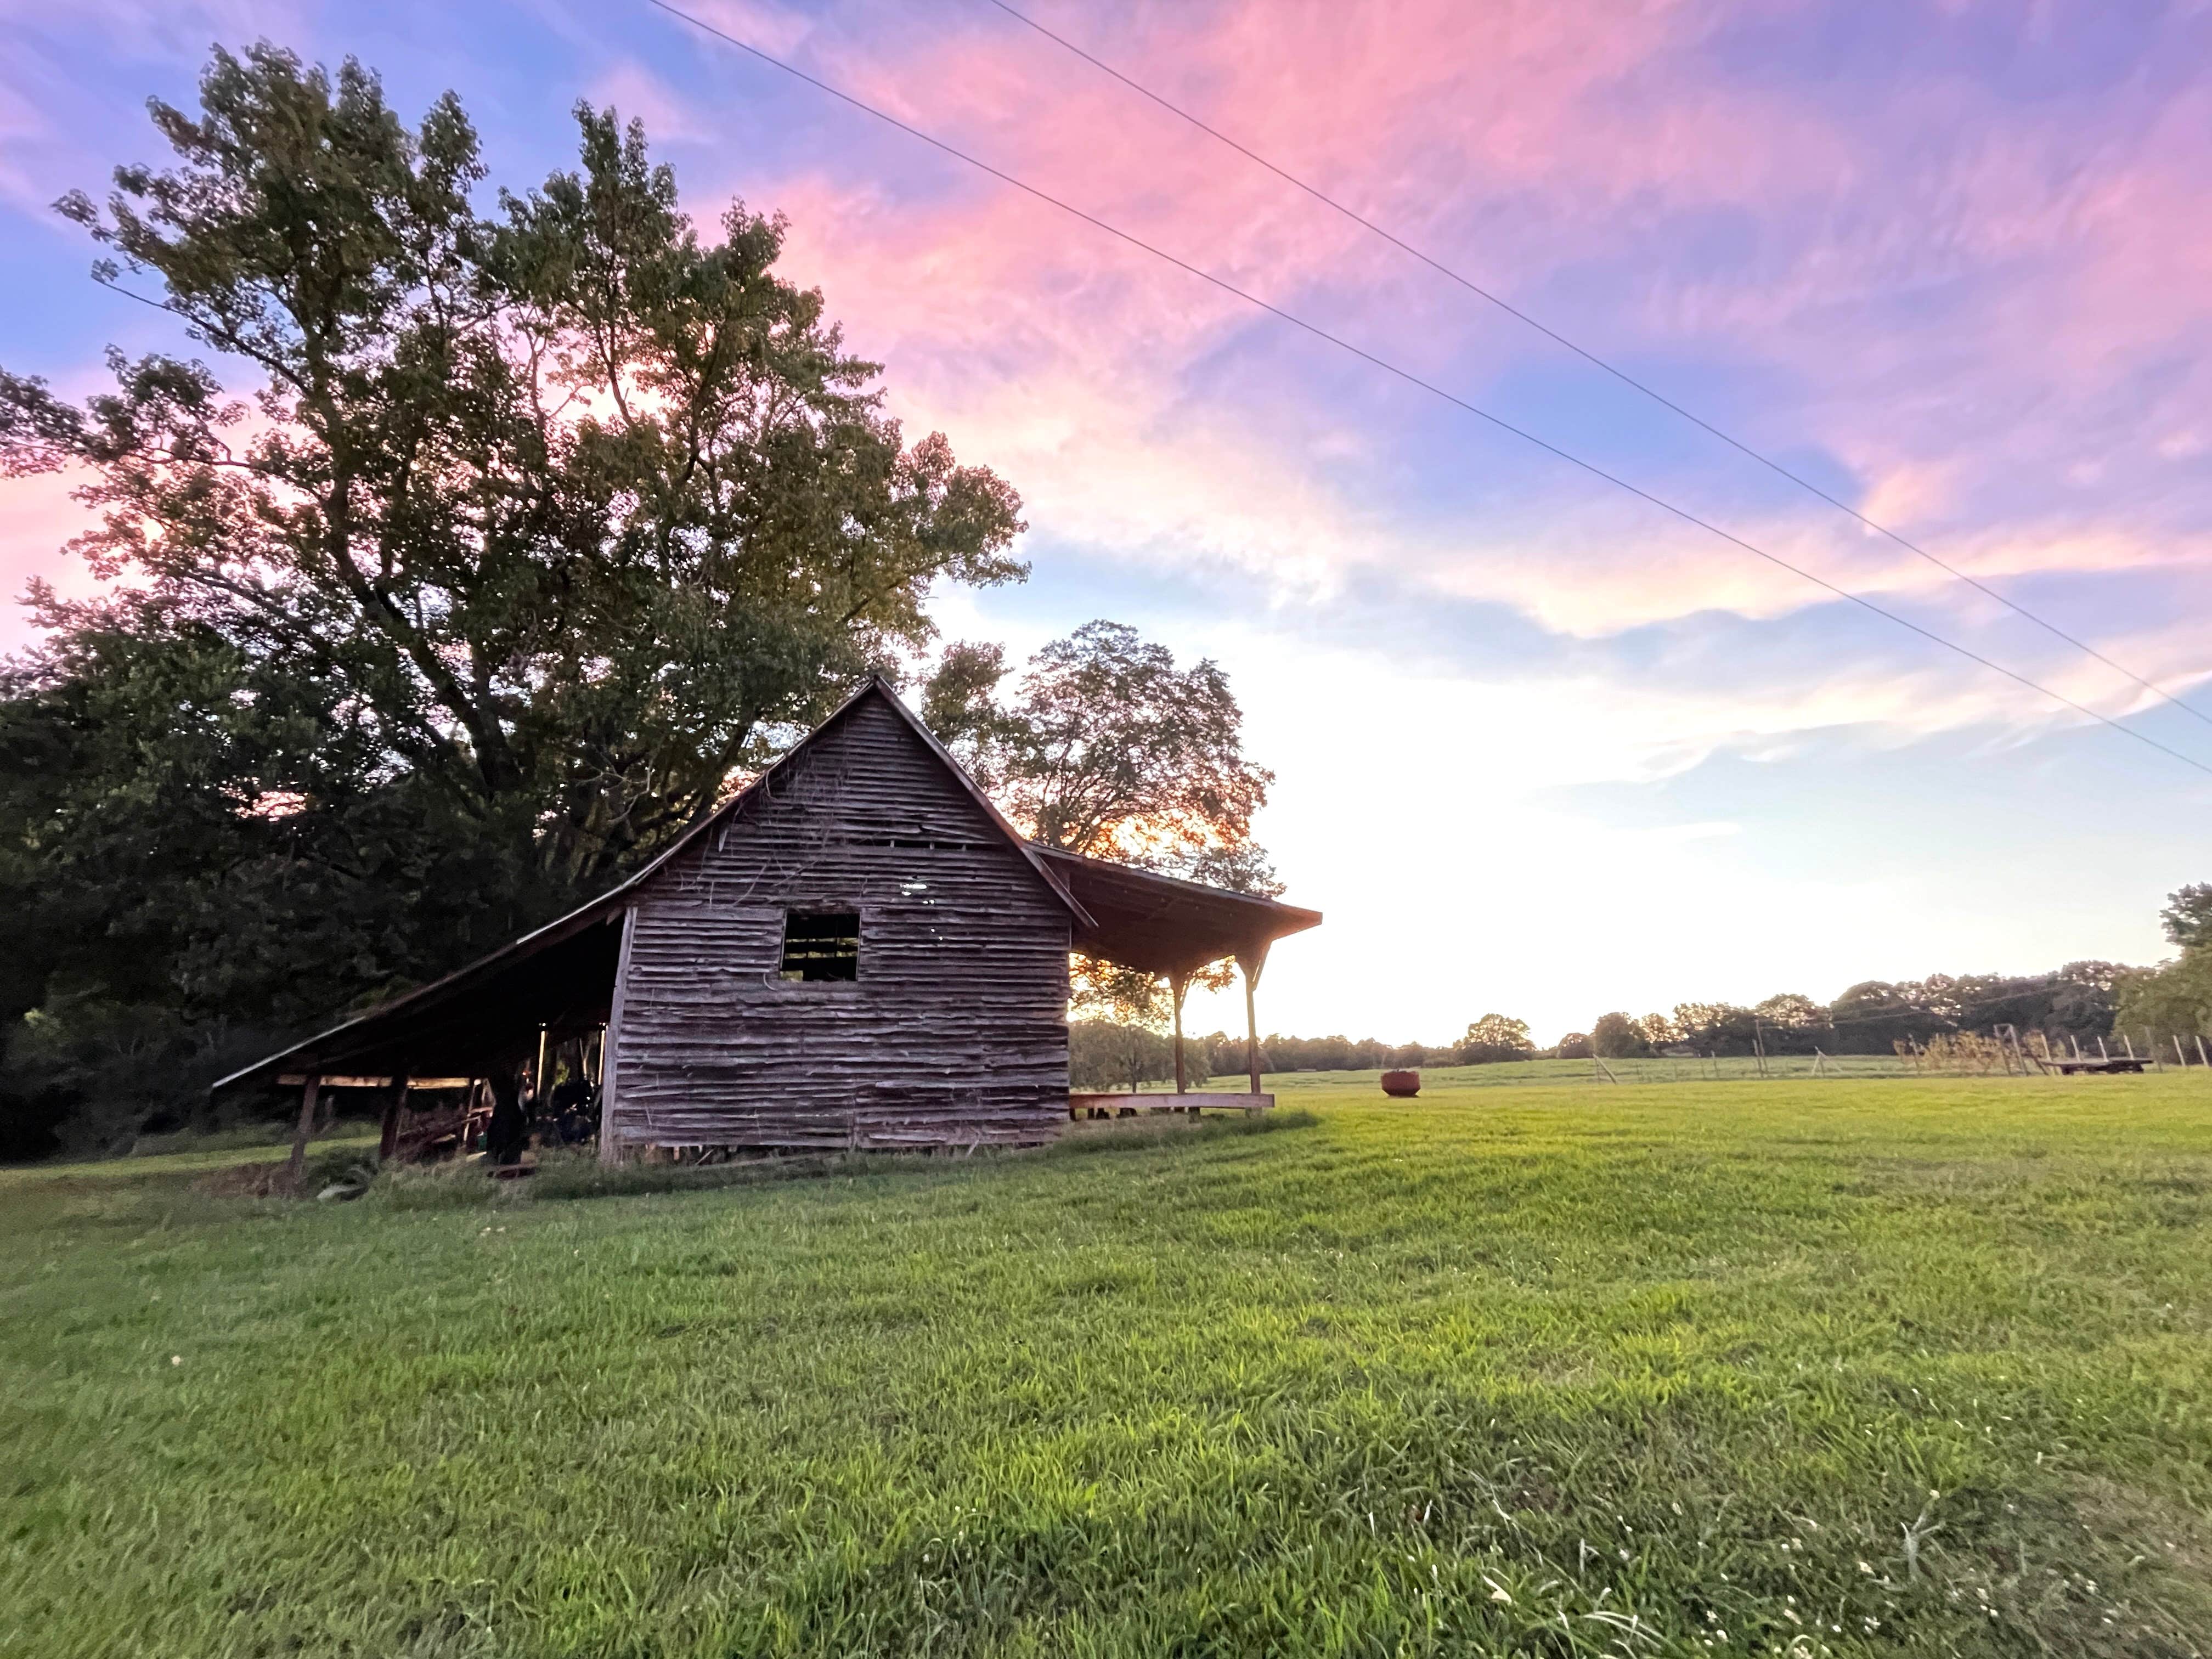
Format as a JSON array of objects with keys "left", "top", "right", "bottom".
[{"left": 611, "top": 675, "right": 1093, "bottom": 927}]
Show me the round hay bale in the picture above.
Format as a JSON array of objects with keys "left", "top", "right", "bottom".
[{"left": 1379, "top": 1069, "right": 1421, "bottom": 1098}]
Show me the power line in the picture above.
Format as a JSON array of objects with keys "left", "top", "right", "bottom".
[
  {"left": 977, "top": 0, "right": 2212, "bottom": 735},
  {"left": 640, "top": 0, "right": 2212, "bottom": 783}
]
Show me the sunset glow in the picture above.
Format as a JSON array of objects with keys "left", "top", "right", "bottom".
[{"left": 4, "top": 0, "right": 2209, "bottom": 1042}]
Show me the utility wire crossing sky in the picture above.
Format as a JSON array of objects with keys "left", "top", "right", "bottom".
[
  {"left": 981, "top": 0, "right": 2212, "bottom": 740},
  {"left": 648, "top": 0, "right": 2212, "bottom": 784}
]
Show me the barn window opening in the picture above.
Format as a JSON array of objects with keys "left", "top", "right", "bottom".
[{"left": 780, "top": 911, "right": 860, "bottom": 982}]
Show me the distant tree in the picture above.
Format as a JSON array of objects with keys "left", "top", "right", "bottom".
[
  {"left": 1071, "top": 961, "right": 1167, "bottom": 1035},
  {"left": 1826, "top": 982, "right": 1921, "bottom": 1054},
  {"left": 1673, "top": 1002, "right": 1761, "bottom": 1057},
  {"left": 2115, "top": 955, "right": 2212, "bottom": 1047},
  {"left": 2162, "top": 884, "right": 2212, "bottom": 950},
  {"left": 2045, "top": 961, "right": 2123, "bottom": 1040},
  {"left": 1637, "top": 1011, "right": 1681, "bottom": 1052},
  {"left": 1753, "top": 992, "right": 1832, "bottom": 1056},
  {"left": 1458, "top": 1013, "right": 1534, "bottom": 1064},
  {"left": 923, "top": 620, "right": 1278, "bottom": 1011},
  {"left": 1825, "top": 967, "right": 2117, "bottom": 1055},
  {"left": 2114, "top": 886, "right": 2212, "bottom": 1046},
  {"left": 922, "top": 621, "right": 1276, "bottom": 889},
  {"left": 1590, "top": 1011, "right": 1649, "bottom": 1058},
  {"left": 1069, "top": 1018, "right": 1185, "bottom": 1093},
  {"left": 1555, "top": 1031, "right": 1593, "bottom": 1060}
]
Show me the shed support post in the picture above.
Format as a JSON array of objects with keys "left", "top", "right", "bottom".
[
  {"left": 1238, "top": 944, "right": 1270, "bottom": 1102},
  {"left": 285, "top": 1076, "right": 320, "bottom": 1191},
  {"left": 599, "top": 908, "right": 639, "bottom": 1167},
  {"left": 1171, "top": 971, "right": 1189, "bottom": 1105},
  {"left": 379, "top": 1074, "right": 410, "bottom": 1161}
]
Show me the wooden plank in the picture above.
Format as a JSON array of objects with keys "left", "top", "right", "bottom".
[
  {"left": 284, "top": 1077, "right": 319, "bottom": 1189},
  {"left": 1237, "top": 942, "right": 1270, "bottom": 1097},
  {"left": 599, "top": 907, "right": 639, "bottom": 1167},
  {"left": 277, "top": 1074, "right": 471, "bottom": 1090},
  {"left": 1069, "top": 1091, "right": 1273, "bottom": 1113},
  {"left": 1170, "top": 969, "right": 1188, "bottom": 1097},
  {"left": 377, "top": 1074, "right": 409, "bottom": 1161}
]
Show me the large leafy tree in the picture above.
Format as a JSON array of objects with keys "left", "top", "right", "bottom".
[
  {"left": 0, "top": 45, "right": 1026, "bottom": 1153},
  {"left": 1, "top": 45, "right": 1024, "bottom": 888}
]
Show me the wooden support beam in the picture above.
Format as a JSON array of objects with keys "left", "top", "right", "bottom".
[
  {"left": 285, "top": 1076, "right": 320, "bottom": 1190},
  {"left": 1237, "top": 943, "right": 1270, "bottom": 1098},
  {"left": 277, "top": 1074, "right": 470, "bottom": 1090},
  {"left": 1170, "top": 970, "right": 1189, "bottom": 1098},
  {"left": 378, "top": 1074, "right": 410, "bottom": 1161},
  {"left": 599, "top": 909, "right": 638, "bottom": 1166}
]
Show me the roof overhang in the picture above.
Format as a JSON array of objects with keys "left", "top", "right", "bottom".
[{"left": 1031, "top": 844, "right": 1322, "bottom": 979}]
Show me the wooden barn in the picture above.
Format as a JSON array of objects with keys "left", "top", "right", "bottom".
[{"left": 215, "top": 677, "right": 1321, "bottom": 1158}]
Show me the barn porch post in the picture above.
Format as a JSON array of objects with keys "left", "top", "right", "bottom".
[
  {"left": 378, "top": 1073, "right": 410, "bottom": 1161},
  {"left": 1238, "top": 943, "right": 1271, "bottom": 1099},
  {"left": 599, "top": 909, "right": 639, "bottom": 1167},
  {"left": 1170, "top": 971, "right": 1190, "bottom": 1108},
  {"left": 284, "top": 1076, "right": 320, "bottom": 1190}
]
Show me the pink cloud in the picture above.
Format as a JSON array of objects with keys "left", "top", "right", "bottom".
[
  {"left": 0, "top": 470, "right": 107, "bottom": 651},
  {"left": 659, "top": 1, "right": 2208, "bottom": 678}
]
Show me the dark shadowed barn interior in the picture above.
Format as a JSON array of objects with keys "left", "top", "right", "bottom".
[{"left": 216, "top": 679, "right": 1321, "bottom": 1158}]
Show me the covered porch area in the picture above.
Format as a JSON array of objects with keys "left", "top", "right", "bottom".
[{"left": 1031, "top": 845, "right": 1323, "bottom": 1118}]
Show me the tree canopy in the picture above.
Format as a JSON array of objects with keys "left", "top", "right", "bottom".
[
  {"left": 1458, "top": 1013, "right": 1534, "bottom": 1064},
  {"left": 923, "top": 621, "right": 1277, "bottom": 890},
  {"left": 0, "top": 45, "right": 1025, "bottom": 1155},
  {"left": 2161, "top": 884, "right": 2212, "bottom": 951},
  {"left": 2, "top": 46, "right": 1023, "bottom": 889},
  {"left": 923, "top": 620, "right": 1280, "bottom": 1013}
]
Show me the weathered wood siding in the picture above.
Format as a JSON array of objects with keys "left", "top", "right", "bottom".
[{"left": 606, "top": 697, "right": 1071, "bottom": 1149}]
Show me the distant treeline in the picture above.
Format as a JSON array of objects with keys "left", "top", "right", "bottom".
[
  {"left": 1573, "top": 963, "right": 2125, "bottom": 1060},
  {"left": 1072, "top": 961, "right": 2142, "bottom": 1090}
]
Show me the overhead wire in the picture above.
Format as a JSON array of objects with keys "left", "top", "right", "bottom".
[
  {"left": 976, "top": 0, "right": 2212, "bottom": 733},
  {"left": 639, "top": 0, "right": 2212, "bottom": 783}
]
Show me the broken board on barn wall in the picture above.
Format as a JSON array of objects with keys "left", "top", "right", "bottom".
[{"left": 604, "top": 687, "right": 1077, "bottom": 1153}]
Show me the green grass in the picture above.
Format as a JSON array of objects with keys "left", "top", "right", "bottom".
[
  {"left": 0, "top": 1128, "right": 381, "bottom": 1188},
  {"left": 5, "top": 1077, "right": 2211, "bottom": 1657}
]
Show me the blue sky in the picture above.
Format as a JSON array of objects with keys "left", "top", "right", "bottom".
[{"left": 4, "top": 0, "right": 2210, "bottom": 1042}]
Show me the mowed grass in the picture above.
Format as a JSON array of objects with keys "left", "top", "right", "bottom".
[{"left": 5, "top": 1079, "right": 2211, "bottom": 1657}]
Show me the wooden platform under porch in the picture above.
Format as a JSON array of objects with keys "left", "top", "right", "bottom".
[{"left": 1068, "top": 1091, "right": 1274, "bottom": 1118}]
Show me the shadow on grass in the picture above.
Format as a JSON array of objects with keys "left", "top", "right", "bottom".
[{"left": 369, "top": 1108, "right": 1321, "bottom": 1208}]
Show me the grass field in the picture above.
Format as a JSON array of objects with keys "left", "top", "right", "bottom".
[{"left": 7, "top": 1076, "right": 2211, "bottom": 1657}]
